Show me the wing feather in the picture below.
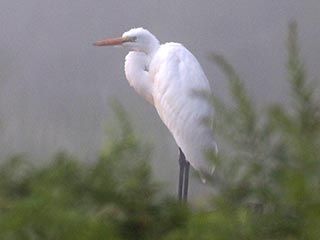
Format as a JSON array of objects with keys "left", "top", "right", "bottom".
[{"left": 149, "top": 43, "right": 217, "bottom": 173}]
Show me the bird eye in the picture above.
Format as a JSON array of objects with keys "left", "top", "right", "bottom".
[{"left": 123, "top": 36, "right": 137, "bottom": 42}]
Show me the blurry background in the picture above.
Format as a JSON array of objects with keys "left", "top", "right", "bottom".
[{"left": 0, "top": 0, "right": 319, "bottom": 200}]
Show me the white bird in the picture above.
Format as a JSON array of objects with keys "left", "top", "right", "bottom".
[{"left": 94, "top": 28, "right": 217, "bottom": 201}]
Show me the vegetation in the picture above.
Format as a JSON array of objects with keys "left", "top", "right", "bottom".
[{"left": 0, "top": 22, "right": 319, "bottom": 239}]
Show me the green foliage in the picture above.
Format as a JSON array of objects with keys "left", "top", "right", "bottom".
[
  {"left": 0, "top": 22, "right": 319, "bottom": 239},
  {"left": 200, "top": 21, "right": 320, "bottom": 239},
  {"left": 0, "top": 103, "right": 187, "bottom": 240}
]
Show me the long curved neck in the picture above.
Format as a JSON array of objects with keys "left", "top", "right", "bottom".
[
  {"left": 139, "top": 35, "right": 160, "bottom": 58},
  {"left": 124, "top": 35, "right": 160, "bottom": 104},
  {"left": 124, "top": 51, "right": 154, "bottom": 104},
  {"left": 145, "top": 41, "right": 160, "bottom": 59}
]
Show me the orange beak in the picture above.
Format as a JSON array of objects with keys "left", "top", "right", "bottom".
[{"left": 93, "top": 36, "right": 133, "bottom": 46}]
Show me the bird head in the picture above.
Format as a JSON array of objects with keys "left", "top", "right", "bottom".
[{"left": 94, "top": 27, "right": 160, "bottom": 54}]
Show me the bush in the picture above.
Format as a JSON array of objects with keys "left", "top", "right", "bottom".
[
  {"left": 168, "top": 21, "right": 320, "bottom": 240},
  {"left": 0, "top": 103, "right": 187, "bottom": 240}
]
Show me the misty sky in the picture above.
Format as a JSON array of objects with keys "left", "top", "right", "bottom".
[{"left": 0, "top": 1, "right": 319, "bottom": 199}]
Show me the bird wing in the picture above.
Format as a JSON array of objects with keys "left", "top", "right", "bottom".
[{"left": 149, "top": 43, "right": 217, "bottom": 173}]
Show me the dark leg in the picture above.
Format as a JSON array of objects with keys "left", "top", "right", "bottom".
[
  {"left": 178, "top": 148, "right": 185, "bottom": 201},
  {"left": 178, "top": 148, "right": 189, "bottom": 202},
  {"left": 183, "top": 161, "right": 190, "bottom": 201}
]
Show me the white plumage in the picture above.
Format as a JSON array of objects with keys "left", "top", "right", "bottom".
[
  {"left": 94, "top": 28, "right": 217, "bottom": 196},
  {"left": 150, "top": 42, "right": 216, "bottom": 172}
]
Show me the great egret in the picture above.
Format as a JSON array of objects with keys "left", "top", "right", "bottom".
[{"left": 94, "top": 28, "right": 217, "bottom": 202}]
